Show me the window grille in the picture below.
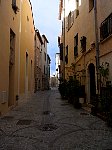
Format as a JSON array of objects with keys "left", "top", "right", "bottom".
[{"left": 100, "top": 13, "right": 112, "bottom": 41}]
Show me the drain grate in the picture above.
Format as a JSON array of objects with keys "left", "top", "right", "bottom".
[
  {"left": 43, "top": 111, "right": 50, "bottom": 115},
  {"left": 80, "top": 112, "right": 89, "bottom": 115},
  {"left": 1, "top": 116, "right": 14, "bottom": 121},
  {"left": 56, "top": 98, "right": 61, "bottom": 99},
  {"left": 16, "top": 119, "right": 32, "bottom": 125},
  {"left": 38, "top": 124, "right": 58, "bottom": 131},
  {"left": 61, "top": 103, "right": 69, "bottom": 106}
]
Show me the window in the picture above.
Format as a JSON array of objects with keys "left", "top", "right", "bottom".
[
  {"left": 12, "top": 0, "right": 16, "bottom": 6},
  {"left": 68, "top": 12, "right": 71, "bottom": 30},
  {"left": 100, "top": 13, "right": 112, "bottom": 41},
  {"left": 12, "top": 0, "right": 19, "bottom": 14},
  {"left": 74, "top": 33, "right": 78, "bottom": 57},
  {"left": 27, "top": 16, "right": 29, "bottom": 21},
  {"left": 44, "top": 40, "right": 46, "bottom": 47},
  {"left": 80, "top": 36, "right": 86, "bottom": 52},
  {"left": 75, "top": 9, "right": 79, "bottom": 18},
  {"left": 76, "top": 0, "right": 79, "bottom": 18},
  {"left": 59, "top": 65, "right": 61, "bottom": 73},
  {"left": 60, "top": 43, "right": 63, "bottom": 61},
  {"left": 44, "top": 52, "right": 46, "bottom": 61},
  {"left": 89, "top": 0, "right": 94, "bottom": 11},
  {"left": 44, "top": 65, "right": 45, "bottom": 74},
  {"left": 66, "top": 45, "right": 68, "bottom": 55},
  {"left": 65, "top": 45, "right": 68, "bottom": 64},
  {"left": 62, "top": 21, "right": 64, "bottom": 35},
  {"left": 67, "top": 11, "right": 74, "bottom": 30},
  {"left": 65, "top": 55, "right": 68, "bottom": 64}
]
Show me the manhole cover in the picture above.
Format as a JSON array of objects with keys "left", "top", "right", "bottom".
[
  {"left": 38, "top": 124, "right": 58, "bottom": 131},
  {"left": 80, "top": 112, "right": 89, "bottom": 115},
  {"left": 61, "top": 103, "right": 69, "bottom": 106},
  {"left": 1, "top": 116, "right": 14, "bottom": 121},
  {"left": 16, "top": 119, "right": 32, "bottom": 125},
  {"left": 43, "top": 111, "right": 50, "bottom": 115}
]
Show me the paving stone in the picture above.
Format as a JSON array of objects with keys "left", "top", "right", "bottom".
[{"left": 0, "top": 89, "right": 112, "bottom": 149}]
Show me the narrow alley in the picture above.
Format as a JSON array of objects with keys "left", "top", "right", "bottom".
[{"left": 0, "top": 89, "right": 112, "bottom": 150}]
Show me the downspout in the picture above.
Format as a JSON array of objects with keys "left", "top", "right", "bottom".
[
  {"left": 18, "top": 0, "right": 22, "bottom": 96},
  {"left": 34, "top": 32, "right": 36, "bottom": 92},
  {"left": 63, "top": 0, "right": 65, "bottom": 80},
  {"left": 94, "top": 0, "right": 100, "bottom": 95}
]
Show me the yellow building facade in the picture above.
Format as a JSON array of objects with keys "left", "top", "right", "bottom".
[
  {"left": 59, "top": 0, "right": 112, "bottom": 104},
  {"left": 0, "top": 0, "right": 35, "bottom": 115},
  {"left": 19, "top": 0, "right": 35, "bottom": 97},
  {"left": 0, "top": 0, "right": 21, "bottom": 114}
]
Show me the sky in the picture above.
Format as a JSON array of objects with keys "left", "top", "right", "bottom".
[{"left": 30, "top": 0, "right": 61, "bottom": 76}]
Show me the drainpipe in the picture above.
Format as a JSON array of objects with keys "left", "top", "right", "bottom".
[
  {"left": 94, "top": 0, "right": 100, "bottom": 95},
  {"left": 18, "top": 0, "right": 22, "bottom": 96},
  {"left": 63, "top": 0, "right": 65, "bottom": 80}
]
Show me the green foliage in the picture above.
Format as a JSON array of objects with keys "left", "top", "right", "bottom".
[
  {"left": 58, "top": 79, "right": 68, "bottom": 99},
  {"left": 99, "top": 62, "right": 109, "bottom": 87},
  {"left": 99, "top": 87, "right": 112, "bottom": 127},
  {"left": 58, "top": 77, "right": 82, "bottom": 109}
]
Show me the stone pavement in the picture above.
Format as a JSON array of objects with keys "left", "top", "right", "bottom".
[{"left": 0, "top": 88, "right": 112, "bottom": 150}]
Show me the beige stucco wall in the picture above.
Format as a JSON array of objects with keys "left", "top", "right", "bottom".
[
  {"left": 97, "top": 0, "right": 112, "bottom": 83},
  {"left": 19, "top": 0, "right": 35, "bottom": 95},
  {"left": 0, "top": 0, "right": 35, "bottom": 115},
  {"left": 34, "top": 31, "right": 43, "bottom": 91},
  {"left": 0, "top": 0, "right": 20, "bottom": 114},
  {"left": 60, "top": 0, "right": 112, "bottom": 103},
  {"left": 64, "top": 0, "right": 96, "bottom": 79}
]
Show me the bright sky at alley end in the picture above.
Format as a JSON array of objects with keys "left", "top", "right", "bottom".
[{"left": 30, "top": 0, "right": 61, "bottom": 76}]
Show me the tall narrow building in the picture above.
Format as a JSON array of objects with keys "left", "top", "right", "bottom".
[
  {"left": 59, "top": 0, "right": 112, "bottom": 105},
  {"left": 19, "top": 0, "right": 35, "bottom": 98},
  {"left": 34, "top": 29, "right": 43, "bottom": 92},
  {"left": 0, "top": 0, "right": 21, "bottom": 114},
  {"left": 41, "top": 35, "right": 49, "bottom": 90}
]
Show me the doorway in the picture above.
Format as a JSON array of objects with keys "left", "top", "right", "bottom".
[
  {"left": 25, "top": 52, "right": 28, "bottom": 94},
  {"left": 8, "top": 29, "right": 15, "bottom": 106},
  {"left": 88, "top": 63, "right": 96, "bottom": 104}
]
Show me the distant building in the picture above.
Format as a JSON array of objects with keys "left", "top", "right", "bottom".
[
  {"left": 34, "top": 29, "right": 43, "bottom": 92},
  {"left": 55, "top": 53, "right": 60, "bottom": 86},
  {"left": 41, "top": 35, "right": 49, "bottom": 90},
  {"left": 50, "top": 76, "right": 57, "bottom": 87},
  {"left": 47, "top": 54, "right": 51, "bottom": 89}
]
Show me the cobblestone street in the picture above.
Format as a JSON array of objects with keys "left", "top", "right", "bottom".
[{"left": 0, "top": 88, "right": 112, "bottom": 150}]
